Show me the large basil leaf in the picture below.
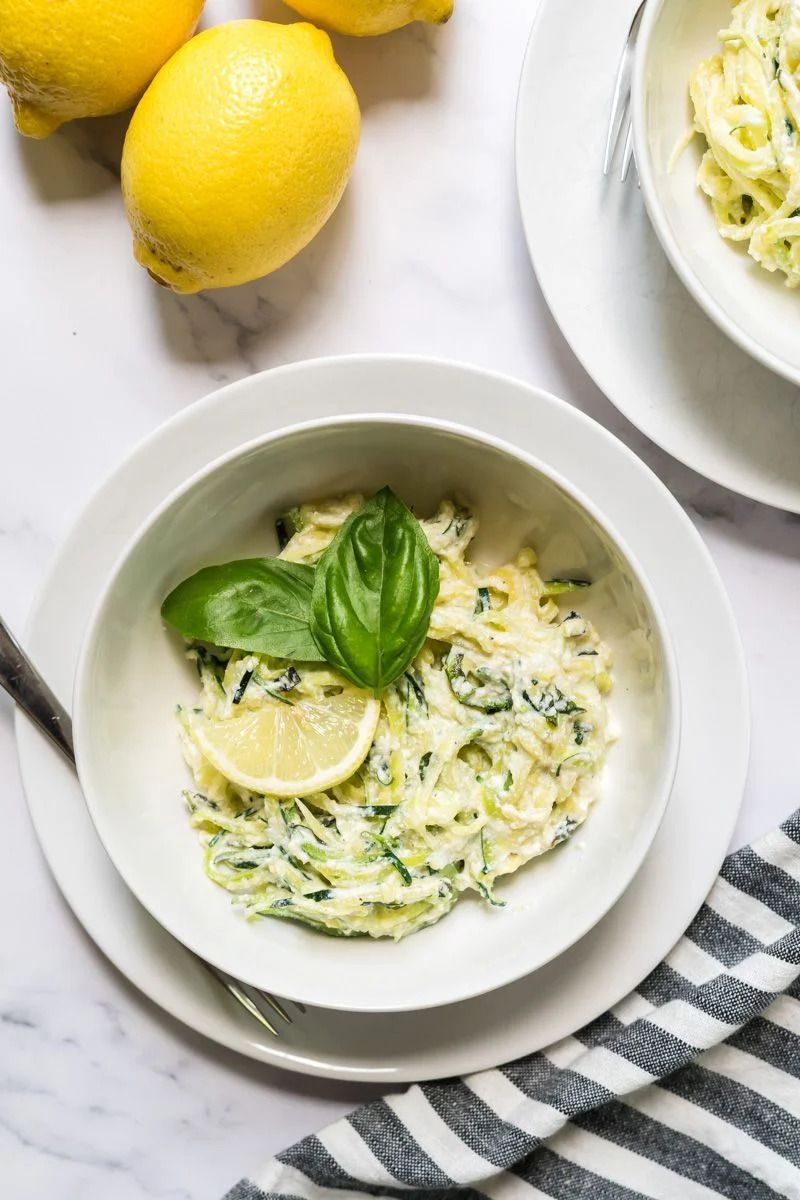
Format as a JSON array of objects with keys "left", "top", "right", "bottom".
[
  {"left": 161, "top": 559, "right": 325, "bottom": 662},
  {"left": 310, "top": 488, "right": 440, "bottom": 690}
]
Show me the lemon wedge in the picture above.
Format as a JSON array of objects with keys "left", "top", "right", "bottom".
[{"left": 191, "top": 688, "right": 380, "bottom": 798}]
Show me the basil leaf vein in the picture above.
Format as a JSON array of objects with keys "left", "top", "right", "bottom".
[
  {"left": 161, "top": 559, "right": 325, "bottom": 662},
  {"left": 310, "top": 487, "right": 440, "bottom": 690}
]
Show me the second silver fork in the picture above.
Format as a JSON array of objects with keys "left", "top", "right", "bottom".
[{"left": 603, "top": 0, "right": 647, "bottom": 182}]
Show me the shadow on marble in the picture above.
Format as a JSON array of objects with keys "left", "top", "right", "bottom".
[
  {"left": 15, "top": 111, "right": 127, "bottom": 201},
  {"left": 330, "top": 23, "right": 444, "bottom": 110},
  {"left": 221, "top": 0, "right": 294, "bottom": 23},
  {"left": 150, "top": 183, "right": 358, "bottom": 377},
  {"left": 246, "top": 0, "right": 443, "bottom": 108}
]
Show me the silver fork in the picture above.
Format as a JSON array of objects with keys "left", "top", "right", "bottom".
[
  {"left": 0, "top": 616, "right": 297, "bottom": 1038},
  {"left": 603, "top": 0, "right": 647, "bottom": 182}
]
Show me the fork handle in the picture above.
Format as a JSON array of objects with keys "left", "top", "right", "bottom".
[{"left": 0, "top": 617, "right": 75, "bottom": 763}]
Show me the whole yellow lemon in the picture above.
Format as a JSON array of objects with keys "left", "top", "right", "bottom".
[
  {"left": 280, "top": 0, "right": 453, "bottom": 36},
  {"left": 121, "top": 20, "right": 360, "bottom": 294},
  {"left": 0, "top": 0, "right": 204, "bottom": 138}
]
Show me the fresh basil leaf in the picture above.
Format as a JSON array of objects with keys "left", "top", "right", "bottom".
[
  {"left": 310, "top": 488, "right": 440, "bottom": 690},
  {"left": 161, "top": 559, "right": 326, "bottom": 662}
]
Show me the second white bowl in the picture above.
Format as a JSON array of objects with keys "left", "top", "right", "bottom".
[
  {"left": 634, "top": 0, "right": 800, "bottom": 386},
  {"left": 74, "top": 410, "right": 679, "bottom": 1012}
]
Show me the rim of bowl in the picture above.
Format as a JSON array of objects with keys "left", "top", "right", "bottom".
[
  {"left": 73, "top": 409, "right": 682, "bottom": 1012},
  {"left": 632, "top": 0, "right": 800, "bottom": 390}
]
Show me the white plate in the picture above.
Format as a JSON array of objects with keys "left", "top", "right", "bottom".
[
  {"left": 17, "top": 356, "right": 749, "bottom": 1082},
  {"left": 516, "top": 0, "right": 800, "bottom": 513}
]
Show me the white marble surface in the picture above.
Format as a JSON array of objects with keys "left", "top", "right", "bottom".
[{"left": 1, "top": 0, "right": 799, "bottom": 1197}]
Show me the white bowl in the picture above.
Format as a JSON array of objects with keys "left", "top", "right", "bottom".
[
  {"left": 633, "top": 0, "right": 800, "bottom": 386},
  {"left": 74, "top": 411, "right": 680, "bottom": 1013}
]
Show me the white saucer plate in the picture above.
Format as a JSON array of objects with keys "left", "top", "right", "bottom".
[
  {"left": 516, "top": 0, "right": 800, "bottom": 513},
  {"left": 17, "top": 357, "right": 749, "bottom": 1082}
]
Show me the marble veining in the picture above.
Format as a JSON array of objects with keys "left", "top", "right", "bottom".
[{"left": 1, "top": 0, "right": 799, "bottom": 1196}]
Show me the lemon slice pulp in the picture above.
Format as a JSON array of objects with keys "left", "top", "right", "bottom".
[{"left": 192, "top": 687, "right": 380, "bottom": 797}]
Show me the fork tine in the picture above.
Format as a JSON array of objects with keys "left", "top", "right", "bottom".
[
  {"left": 620, "top": 119, "right": 635, "bottom": 182},
  {"left": 218, "top": 976, "right": 281, "bottom": 1036},
  {"left": 199, "top": 960, "right": 282, "bottom": 1036},
  {"left": 603, "top": 0, "right": 648, "bottom": 175},
  {"left": 604, "top": 54, "right": 633, "bottom": 175},
  {"left": 255, "top": 990, "right": 293, "bottom": 1024}
]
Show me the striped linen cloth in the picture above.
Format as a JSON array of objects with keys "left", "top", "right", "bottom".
[{"left": 224, "top": 813, "right": 800, "bottom": 1200}]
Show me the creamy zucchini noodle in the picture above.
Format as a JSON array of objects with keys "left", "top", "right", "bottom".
[
  {"left": 177, "top": 497, "right": 614, "bottom": 940},
  {"left": 690, "top": 0, "right": 800, "bottom": 284}
]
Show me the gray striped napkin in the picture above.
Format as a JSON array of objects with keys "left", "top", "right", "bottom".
[{"left": 224, "top": 813, "right": 800, "bottom": 1200}]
